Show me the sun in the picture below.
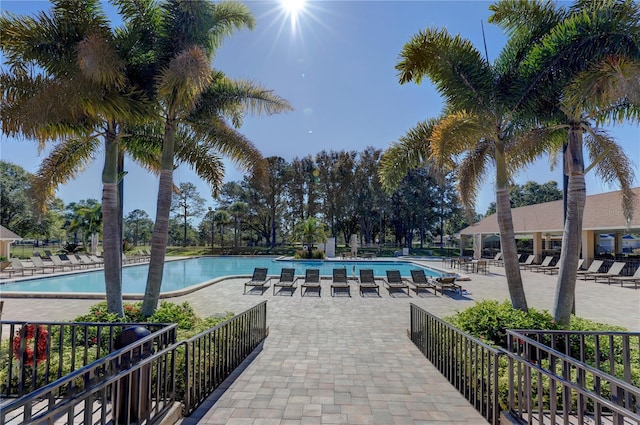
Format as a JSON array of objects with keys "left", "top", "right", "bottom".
[{"left": 279, "top": 0, "right": 306, "bottom": 16}]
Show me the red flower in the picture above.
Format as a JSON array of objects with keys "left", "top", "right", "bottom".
[{"left": 13, "top": 324, "right": 48, "bottom": 366}]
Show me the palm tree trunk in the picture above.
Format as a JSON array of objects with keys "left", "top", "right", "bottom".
[
  {"left": 142, "top": 119, "right": 176, "bottom": 317},
  {"left": 495, "top": 143, "right": 528, "bottom": 311},
  {"left": 553, "top": 126, "right": 585, "bottom": 326},
  {"left": 102, "top": 127, "right": 124, "bottom": 316}
]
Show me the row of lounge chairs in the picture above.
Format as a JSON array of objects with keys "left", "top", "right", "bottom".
[
  {"left": 491, "top": 252, "right": 640, "bottom": 287},
  {"left": 1, "top": 252, "right": 151, "bottom": 278},
  {"left": 244, "top": 267, "right": 461, "bottom": 297}
]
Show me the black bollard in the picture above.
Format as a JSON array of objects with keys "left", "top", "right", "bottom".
[{"left": 113, "top": 326, "right": 152, "bottom": 424}]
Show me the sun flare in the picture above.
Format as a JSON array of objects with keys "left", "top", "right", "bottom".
[{"left": 279, "top": 0, "right": 306, "bottom": 16}]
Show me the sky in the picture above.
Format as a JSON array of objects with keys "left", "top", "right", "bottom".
[{"left": 1, "top": 0, "right": 638, "bottom": 221}]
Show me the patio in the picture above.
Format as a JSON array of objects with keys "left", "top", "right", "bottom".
[{"left": 1, "top": 260, "right": 639, "bottom": 424}]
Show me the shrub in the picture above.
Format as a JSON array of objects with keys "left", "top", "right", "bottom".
[
  {"left": 294, "top": 249, "right": 325, "bottom": 259},
  {"left": 446, "top": 301, "right": 639, "bottom": 413},
  {"left": 446, "top": 300, "right": 558, "bottom": 349}
]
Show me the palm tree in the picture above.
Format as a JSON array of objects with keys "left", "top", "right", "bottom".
[
  {"left": 229, "top": 201, "right": 248, "bottom": 250},
  {"left": 214, "top": 210, "right": 231, "bottom": 252},
  {"left": 0, "top": 0, "right": 151, "bottom": 316},
  {"left": 489, "top": 0, "right": 639, "bottom": 325},
  {"left": 141, "top": 0, "right": 292, "bottom": 317},
  {"left": 392, "top": 19, "right": 563, "bottom": 310},
  {"left": 292, "top": 217, "right": 328, "bottom": 259}
]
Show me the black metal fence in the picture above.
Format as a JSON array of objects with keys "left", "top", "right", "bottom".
[
  {"left": 1, "top": 323, "right": 180, "bottom": 425},
  {"left": 409, "top": 303, "right": 503, "bottom": 424},
  {"left": 181, "top": 300, "right": 268, "bottom": 415},
  {"left": 0, "top": 320, "right": 175, "bottom": 397},
  {"left": 0, "top": 301, "right": 268, "bottom": 424},
  {"left": 505, "top": 329, "right": 640, "bottom": 424},
  {"left": 409, "top": 305, "right": 640, "bottom": 425}
]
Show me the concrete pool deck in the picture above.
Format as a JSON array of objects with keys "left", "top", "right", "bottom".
[{"left": 1, "top": 259, "right": 639, "bottom": 425}]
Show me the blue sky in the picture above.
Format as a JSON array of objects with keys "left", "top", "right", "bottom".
[{"left": 1, "top": 0, "right": 638, "bottom": 220}]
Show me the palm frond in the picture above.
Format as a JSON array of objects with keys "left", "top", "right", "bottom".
[
  {"left": 456, "top": 145, "right": 492, "bottom": 212},
  {"left": 191, "top": 72, "right": 293, "bottom": 126},
  {"left": 160, "top": 0, "right": 254, "bottom": 60},
  {"left": 122, "top": 124, "right": 164, "bottom": 173},
  {"left": 31, "top": 136, "right": 102, "bottom": 208},
  {"left": 505, "top": 126, "right": 565, "bottom": 175},
  {"left": 396, "top": 27, "right": 494, "bottom": 112},
  {"left": 189, "top": 119, "right": 265, "bottom": 175},
  {"left": 157, "top": 46, "right": 212, "bottom": 115},
  {"left": 564, "top": 56, "right": 640, "bottom": 124},
  {"left": 584, "top": 129, "right": 636, "bottom": 221},
  {"left": 378, "top": 119, "right": 437, "bottom": 192},
  {"left": 77, "top": 32, "right": 126, "bottom": 88},
  {"left": 175, "top": 129, "right": 225, "bottom": 195},
  {"left": 430, "top": 111, "right": 488, "bottom": 167}
]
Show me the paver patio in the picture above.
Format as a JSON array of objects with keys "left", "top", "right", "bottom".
[{"left": 1, "top": 259, "right": 639, "bottom": 424}]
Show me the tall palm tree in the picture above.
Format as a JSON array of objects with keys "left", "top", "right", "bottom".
[
  {"left": 141, "top": 0, "right": 292, "bottom": 316},
  {"left": 0, "top": 0, "right": 151, "bottom": 316},
  {"left": 392, "top": 14, "right": 565, "bottom": 310},
  {"left": 489, "top": 0, "right": 639, "bottom": 325}
]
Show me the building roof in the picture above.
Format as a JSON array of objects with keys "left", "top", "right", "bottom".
[
  {"left": 460, "top": 187, "right": 640, "bottom": 236},
  {"left": 0, "top": 225, "right": 22, "bottom": 241}
]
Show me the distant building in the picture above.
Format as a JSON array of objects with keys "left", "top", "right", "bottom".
[
  {"left": 0, "top": 225, "right": 22, "bottom": 258},
  {"left": 458, "top": 188, "right": 640, "bottom": 264}
]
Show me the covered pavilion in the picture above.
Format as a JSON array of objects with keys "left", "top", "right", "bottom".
[
  {"left": 0, "top": 224, "right": 22, "bottom": 258},
  {"left": 459, "top": 187, "right": 640, "bottom": 266}
]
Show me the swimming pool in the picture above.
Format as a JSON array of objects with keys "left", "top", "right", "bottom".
[{"left": 0, "top": 257, "right": 442, "bottom": 294}]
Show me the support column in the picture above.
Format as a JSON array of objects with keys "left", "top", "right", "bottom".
[
  {"left": 581, "top": 230, "right": 595, "bottom": 267},
  {"left": 614, "top": 233, "right": 623, "bottom": 255},
  {"left": 532, "top": 232, "right": 543, "bottom": 263},
  {"left": 460, "top": 234, "right": 467, "bottom": 256}
]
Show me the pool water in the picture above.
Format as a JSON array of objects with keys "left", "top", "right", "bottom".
[{"left": 0, "top": 257, "right": 441, "bottom": 294}]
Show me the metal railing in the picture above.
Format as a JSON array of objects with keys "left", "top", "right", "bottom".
[
  {"left": 181, "top": 300, "right": 268, "bottom": 415},
  {"left": 1, "top": 324, "right": 179, "bottom": 425},
  {"left": 0, "top": 302, "right": 269, "bottom": 424},
  {"left": 409, "top": 303, "right": 503, "bottom": 424},
  {"left": 408, "top": 307, "right": 640, "bottom": 424},
  {"left": 0, "top": 320, "right": 175, "bottom": 397},
  {"left": 506, "top": 330, "right": 640, "bottom": 424}
]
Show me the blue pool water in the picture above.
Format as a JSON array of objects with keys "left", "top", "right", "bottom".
[{"left": 0, "top": 257, "right": 441, "bottom": 294}]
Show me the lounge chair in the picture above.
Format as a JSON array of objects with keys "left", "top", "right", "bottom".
[
  {"left": 5, "top": 258, "right": 38, "bottom": 277},
  {"left": 50, "top": 254, "right": 81, "bottom": 271},
  {"left": 358, "top": 269, "right": 379, "bottom": 297},
  {"left": 301, "top": 269, "right": 321, "bottom": 297},
  {"left": 78, "top": 254, "right": 101, "bottom": 268},
  {"left": 609, "top": 266, "right": 640, "bottom": 288},
  {"left": 525, "top": 256, "right": 554, "bottom": 272},
  {"left": 488, "top": 252, "right": 502, "bottom": 266},
  {"left": 576, "top": 260, "right": 604, "bottom": 280},
  {"left": 384, "top": 270, "right": 409, "bottom": 296},
  {"left": 31, "top": 256, "right": 62, "bottom": 273},
  {"left": 273, "top": 268, "right": 297, "bottom": 296},
  {"left": 431, "top": 275, "right": 462, "bottom": 296},
  {"left": 518, "top": 255, "right": 535, "bottom": 270},
  {"left": 89, "top": 255, "right": 105, "bottom": 266},
  {"left": 542, "top": 258, "right": 584, "bottom": 275},
  {"left": 331, "top": 268, "right": 351, "bottom": 297},
  {"left": 587, "top": 261, "right": 626, "bottom": 283},
  {"left": 243, "top": 267, "right": 269, "bottom": 294},
  {"left": 409, "top": 269, "right": 437, "bottom": 295},
  {"left": 67, "top": 255, "right": 90, "bottom": 269}
]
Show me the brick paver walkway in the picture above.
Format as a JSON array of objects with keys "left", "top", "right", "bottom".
[{"left": 2, "top": 259, "right": 639, "bottom": 424}]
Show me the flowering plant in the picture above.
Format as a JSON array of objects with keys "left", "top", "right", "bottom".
[{"left": 13, "top": 324, "right": 49, "bottom": 366}]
